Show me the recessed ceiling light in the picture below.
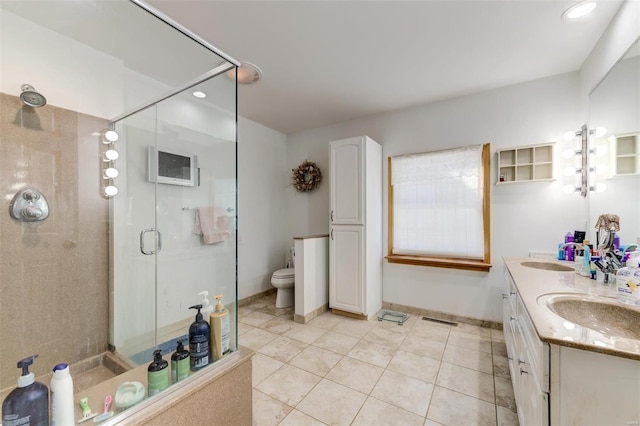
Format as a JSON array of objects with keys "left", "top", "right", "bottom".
[
  {"left": 562, "top": 1, "right": 597, "bottom": 21},
  {"left": 193, "top": 91, "right": 206, "bottom": 98},
  {"left": 225, "top": 62, "right": 262, "bottom": 84}
]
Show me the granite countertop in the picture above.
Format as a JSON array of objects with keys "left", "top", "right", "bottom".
[{"left": 503, "top": 257, "right": 640, "bottom": 361}]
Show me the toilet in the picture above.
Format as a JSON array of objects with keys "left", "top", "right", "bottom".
[{"left": 271, "top": 248, "right": 295, "bottom": 308}]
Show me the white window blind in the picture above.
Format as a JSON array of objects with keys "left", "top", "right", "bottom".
[{"left": 391, "top": 144, "right": 484, "bottom": 259}]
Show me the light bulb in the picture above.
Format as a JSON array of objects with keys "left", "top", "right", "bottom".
[
  {"left": 591, "top": 182, "right": 607, "bottom": 193},
  {"left": 192, "top": 91, "right": 206, "bottom": 98},
  {"left": 104, "top": 168, "right": 119, "bottom": 179},
  {"left": 563, "top": 131, "right": 578, "bottom": 141},
  {"left": 563, "top": 184, "right": 578, "bottom": 194},
  {"left": 593, "top": 145, "right": 608, "bottom": 156},
  {"left": 104, "top": 130, "right": 119, "bottom": 143},
  {"left": 563, "top": 1, "right": 597, "bottom": 20},
  {"left": 104, "top": 150, "right": 119, "bottom": 161},
  {"left": 104, "top": 185, "right": 118, "bottom": 196},
  {"left": 563, "top": 149, "right": 578, "bottom": 159}
]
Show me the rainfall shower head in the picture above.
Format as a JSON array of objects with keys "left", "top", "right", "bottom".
[{"left": 20, "top": 84, "right": 46, "bottom": 107}]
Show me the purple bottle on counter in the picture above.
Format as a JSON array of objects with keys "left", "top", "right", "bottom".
[{"left": 564, "top": 232, "right": 574, "bottom": 262}]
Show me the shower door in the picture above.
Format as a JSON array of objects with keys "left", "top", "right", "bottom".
[{"left": 110, "top": 76, "right": 238, "bottom": 363}]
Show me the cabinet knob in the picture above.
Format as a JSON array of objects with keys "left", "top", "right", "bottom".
[
  {"left": 520, "top": 368, "right": 529, "bottom": 375},
  {"left": 330, "top": 210, "right": 334, "bottom": 222},
  {"left": 510, "top": 316, "right": 516, "bottom": 322},
  {"left": 518, "top": 359, "right": 527, "bottom": 365},
  {"left": 502, "top": 294, "right": 508, "bottom": 299}
]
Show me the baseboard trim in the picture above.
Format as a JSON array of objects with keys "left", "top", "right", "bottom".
[
  {"left": 238, "top": 288, "right": 276, "bottom": 307},
  {"left": 294, "top": 303, "right": 328, "bottom": 324},
  {"left": 382, "top": 301, "right": 502, "bottom": 330}
]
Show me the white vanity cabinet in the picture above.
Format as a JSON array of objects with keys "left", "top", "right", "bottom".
[
  {"left": 503, "top": 267, "right": 549, "bottom": 426},
  {"left": 329, "top": 136, "right": 382, "bottom": 318}
]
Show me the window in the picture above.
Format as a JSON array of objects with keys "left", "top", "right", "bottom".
[{"left": 387, "top": 143, "right": 491, "bottom": 272}]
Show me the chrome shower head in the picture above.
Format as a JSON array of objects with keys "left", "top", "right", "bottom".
[{"left": 20, "top": 84, "right": 46, "bottom": 108}]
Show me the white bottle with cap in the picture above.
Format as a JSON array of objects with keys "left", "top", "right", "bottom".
[
  {"left": 50, "top": 363, "right": 75, "bottom": 425},
  {"left": 198, "top": 291, "right": 213, "bottom": 325},
  {"left": 617, "top": 251, "right": 640, "bottom": 306}
]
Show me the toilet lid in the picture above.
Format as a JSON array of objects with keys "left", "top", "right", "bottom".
[{"left": 273, "top": 268, "right": 294, "bottom": 278}]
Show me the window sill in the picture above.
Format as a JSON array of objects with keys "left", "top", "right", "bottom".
[{"left": 385, "top": 255, "right": 492, "bottom": 272}]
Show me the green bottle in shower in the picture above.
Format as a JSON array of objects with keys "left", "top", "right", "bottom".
[
  {"left": 147, "top": 350, "right": 169, "bottom": 396},
  {"left": 171, "top": 340, "right": 190, "bottom": 383}
]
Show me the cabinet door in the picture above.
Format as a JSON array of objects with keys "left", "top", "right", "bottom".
[
  {"left": 329, "top": 225, "right": 364, "bottom": 314},
  {"left": 330, "top": 138, "right": 364, "bottom": 225}
]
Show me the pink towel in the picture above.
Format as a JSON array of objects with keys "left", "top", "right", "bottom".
[{"left": 194, "top": 207, "right": 231, "bottom": 244}]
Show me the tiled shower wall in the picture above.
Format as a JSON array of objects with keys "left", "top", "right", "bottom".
[{"left": 0, "top": 92, "right": 109, "bottom": 389}]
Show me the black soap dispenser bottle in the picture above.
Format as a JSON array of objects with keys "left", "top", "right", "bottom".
[
  {"left": 2, "top": 355, "right": 49, "bottom": 426},
  {"left": 147, "top": 349, "right": 169, "bottom": 396},
  {"left": 188, "top": 304, "right": 210, "bottom": 371}
]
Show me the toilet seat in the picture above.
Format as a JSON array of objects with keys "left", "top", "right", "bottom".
[{"left": 272, "top": 268, "right": 294, "bottom": 279}]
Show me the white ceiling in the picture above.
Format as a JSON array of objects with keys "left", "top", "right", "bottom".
[{"left": 150, "top": 0, "right": 623, "bottom": 135}]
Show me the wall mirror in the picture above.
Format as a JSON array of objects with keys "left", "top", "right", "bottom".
[{"left": 588, "top": 37, "right": 640, "bottom": 247}]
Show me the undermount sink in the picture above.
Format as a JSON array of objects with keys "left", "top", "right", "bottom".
[
  {"left": 521, "top": 261, "right": 574, "bottom": 272},
  {"left": 539, "top": 293, "right": 640, "bottom": 340}
]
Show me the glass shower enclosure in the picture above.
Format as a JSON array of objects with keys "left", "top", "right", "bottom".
[{"left": 0, "top": 0, "right": 239, "bottom": 415}]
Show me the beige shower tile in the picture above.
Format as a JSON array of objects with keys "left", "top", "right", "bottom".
[
  {"left": 283, "top": 324, "right": 327, "bottom": 344},
  {"left": 297, "top": 379, "right": 367, "bottom": 425},
  {"left": 289, "top": 345, "right": 343, "bottom": 376},
  {"left": 257, "top": 336, "right": 308, "bottom": 363},
  {"left": 239, "top": 328, "right": 278, "bottom": 351},
  {"left": 408, "top": 321, "right": 451, "bottom": 342},
  {"left": 436, "top": 362, "right": 495, "bottom": 403},
  {"left": 312, "top": 330, "right": 359, "bottom": 355},
  {"left": 279, "top": 409, "right": 326, "bottom": 426},
  {"left": 370, "top": 370, "right": 433, "bottom": 417},
  {"left": 497, "top": 405, "right": 520, "bottom": 426},
  {"left": 260, "top": 317, "right": 299, "bottom": 334},
  {"left": 387, "top": 349, "right": 440, "bottom": 383},
  {"left": 326, "top": 356, "right": 384, "bottom": 394},
  {"left": 442, "top": 344, "right": 494, "bottom": 374},
  {"left": 493, "top": 355, "right": 511, "bottom": 379},
  {"left": 399, "top": 334, "right": 446, "bottom": 360},
  {"left": 307, "top": 312, "right": 345, "bottom": 330},
  {"left": 362, "top": 325, "right": 407, "bottom": 348},
  {"left": 252, "top": 389, "right": 292, "bottom": 426},
  {"left": 347, "top": 339, "right": 396, "bottom": 368},
  {"left": 447, "top": 330, "right": 493, "bottom": 354},
  {"left": 351, "top": 396, "right": 424, "bottom": 426},
  {"left": 239, "top": 311, "right": 276, "bottom": 327},
  {"left": 332, "top": 318, "right": 375, "bottom": 338},
  {"left": 252, "top": 353, "right": 284, "bottom": 386},
  {"left": 256, "top": 364, "right": 321, "bottom": 407},
  {"left": 427, "top": 386, "right": 496, "bottom": 426},
  {"left": 495, "top": 376, "right": 517, "bottom": 411}
]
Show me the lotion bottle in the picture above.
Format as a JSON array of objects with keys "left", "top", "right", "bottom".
[
  {"left": 50, "top": 363, "right": 74, "bottom": 426},
  {"left": 198, "top": 291, "right": 213, "bottom": 325},
  {"left": 617, "top": 251, "right": 640, "bottom": 306},
  {"left": 210, "top": 295, "right": 231, "bottom": 361},
  {"left": 147, "top": 349, "right": 169, "bottom": 396},
  {"left": 2, "top": 355, "right": 49, "bottom": 426},
  {"left": 189, "top": 304, "right": 210, "bottom": 371},
  {"left": 171, "top": 339, "right": 190, "bottom": 383}
]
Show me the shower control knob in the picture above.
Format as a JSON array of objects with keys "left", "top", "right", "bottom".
[
  {"left": 23, "top": 190, "right": 40, "bottom": 201},
  {"left": 23, "top": 205, "right": 43, "bottom": 219},
  {"left": 9, "top": 188, "right": 49, "bottom": 222}
]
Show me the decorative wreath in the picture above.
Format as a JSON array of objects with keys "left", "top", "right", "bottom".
[{"left": 291, "top": 160, "right": 322, "bottom": 192}]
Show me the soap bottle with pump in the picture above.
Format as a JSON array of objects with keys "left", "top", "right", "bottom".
[
  {"left": 617, "top": 251, "right": 640, "bottom": 306},
  {"left": 171, "top": 339, "right": 190, "bottom": 383},
  {"left": 210, "top": 294, "right": 231, "bottom": 361},
  {"left": 198, "top": 291, "right": 214, "bottom": 325},
  {"left": 147, "top": 349, "right": 169, "bottom": 396},
  {"left": 189, "top": 304, "right": 210, "bottom": 371},
  {"left": 2, "top": 355, "right": 49, "bottom": 426},
  {"left": 50, "top": 363, "right": 75, "bottom": 426}
]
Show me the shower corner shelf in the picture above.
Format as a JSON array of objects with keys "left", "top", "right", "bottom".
[{"left": 496, "top": 142, "right": 555, "bottom": 185}]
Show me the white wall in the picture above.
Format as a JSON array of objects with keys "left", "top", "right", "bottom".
[
  {"left": 286, "top": 72, "right": 586, "bottom": 323},
  {"left": 237, "top": 117, "right": 289, "bottom": 299}
]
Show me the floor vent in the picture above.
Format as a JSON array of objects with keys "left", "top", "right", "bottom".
[{"left": 422, "top": 316, "right": 458, "bottom": 326}]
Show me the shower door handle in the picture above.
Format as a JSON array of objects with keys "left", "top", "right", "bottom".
[{"left": 140, "top": 228, "right": 162, "bottom": 255}]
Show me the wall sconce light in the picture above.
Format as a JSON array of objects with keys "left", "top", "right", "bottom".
[
  {"left": 563, "top": 124, "right": 608, "bottom": 197},
  {"left": 100, "top": 126, "right": 119, "bottom": 198}
]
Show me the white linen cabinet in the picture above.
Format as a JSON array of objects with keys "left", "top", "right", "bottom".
[{"left": 329, "top": 136, "right": 382, "bottom": 319}]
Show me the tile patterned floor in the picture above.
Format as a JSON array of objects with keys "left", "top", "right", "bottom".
[{"left": 241, "top": 294, "right": 520, "bottom": 426}]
